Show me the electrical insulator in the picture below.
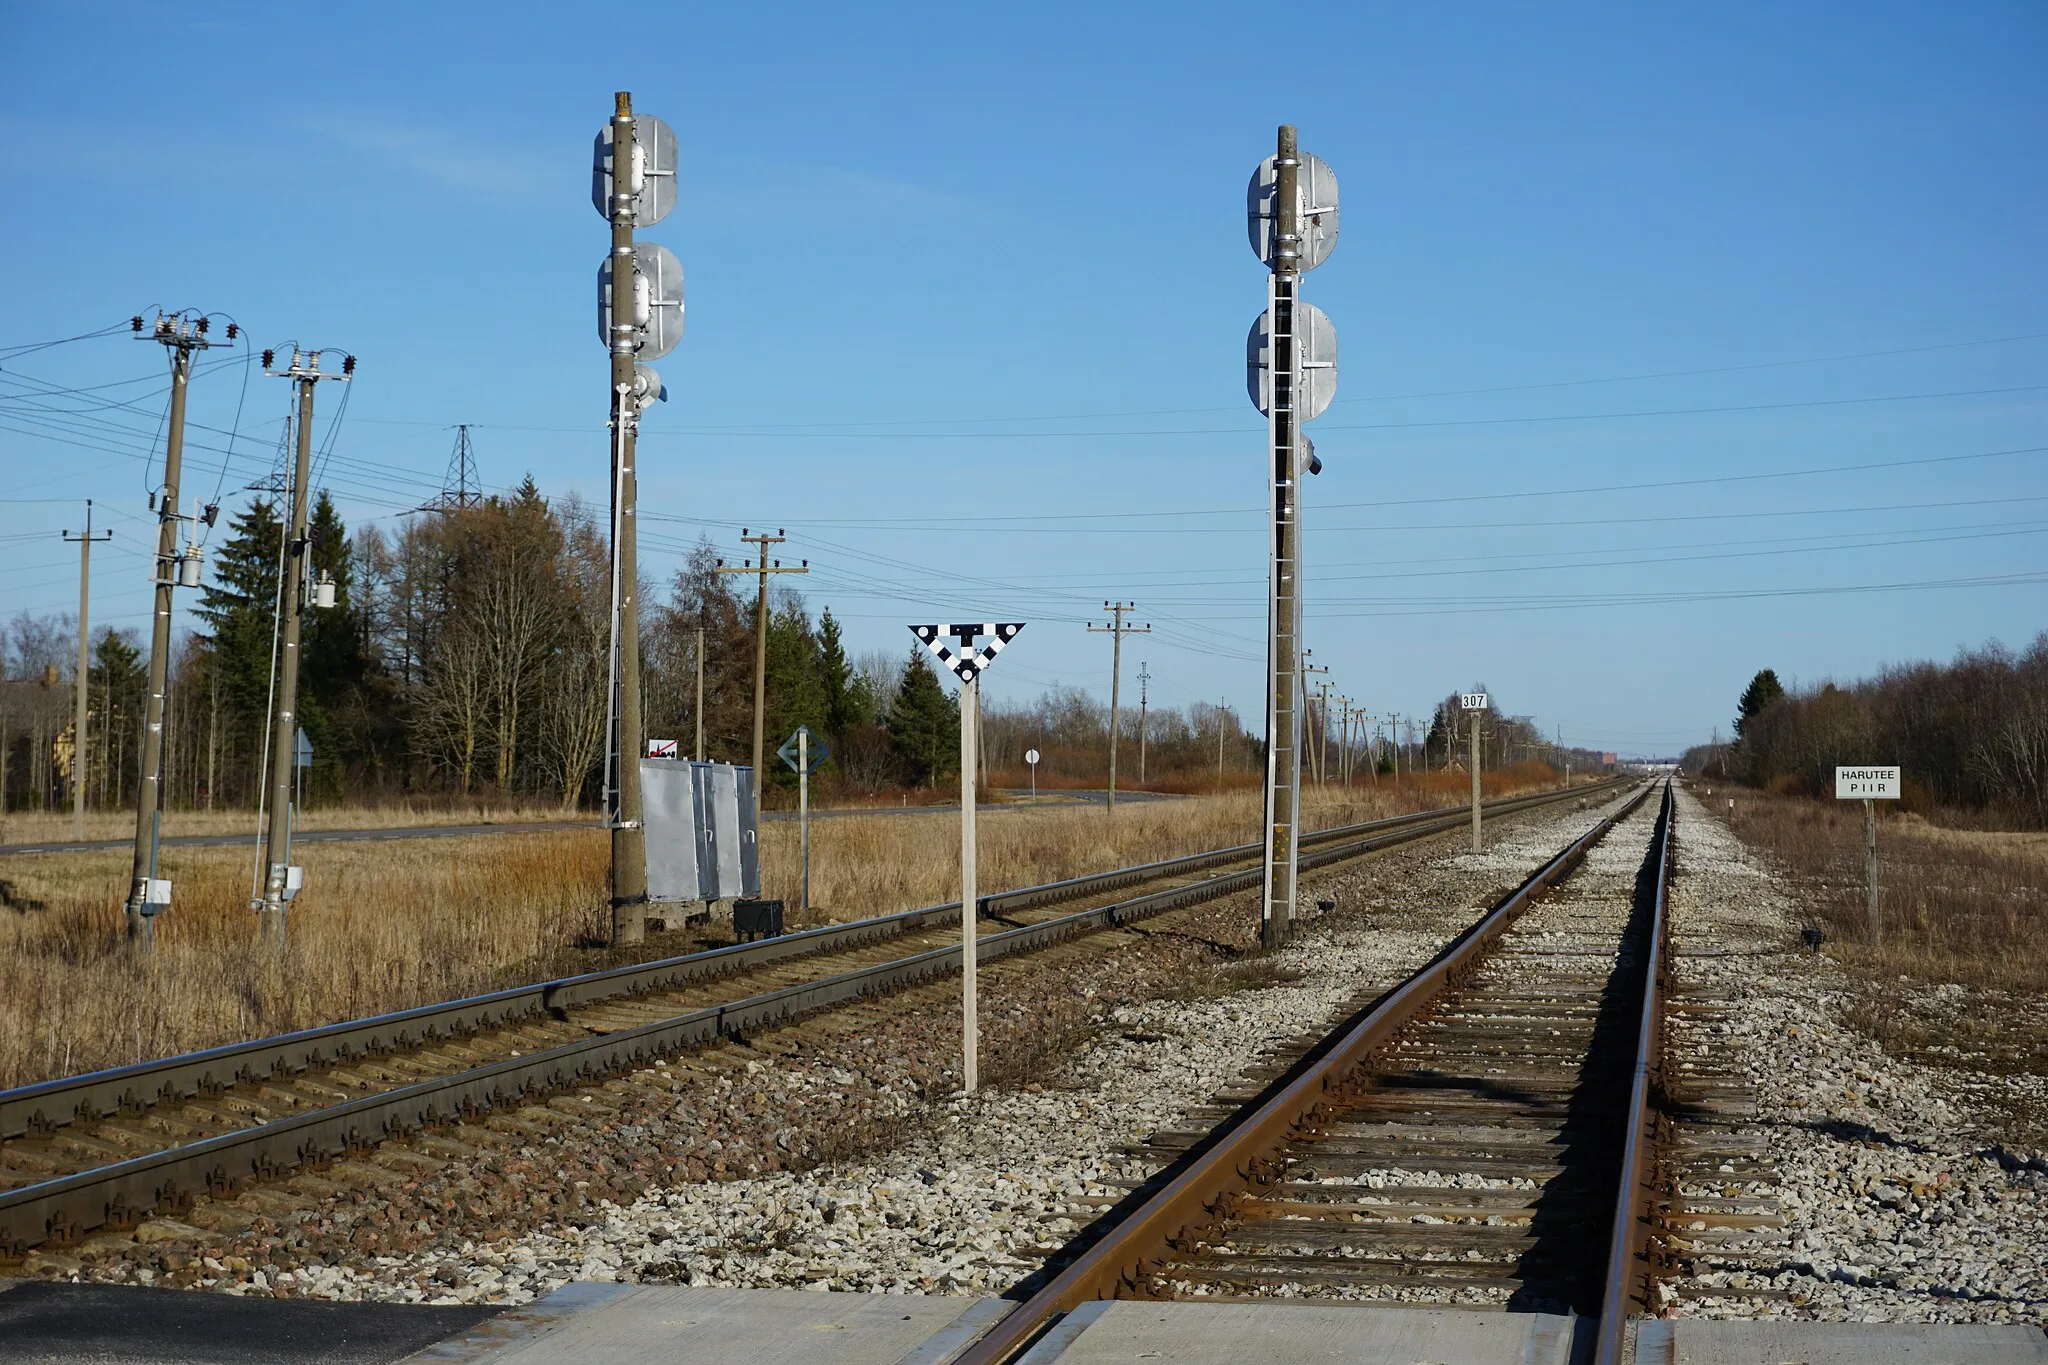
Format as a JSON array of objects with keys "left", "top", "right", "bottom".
[
  {"left": 178, "top": 546, "right": 203, "bottom": 589},
  {"left": 196, "top": 316, "right": 209, "bottom": 335},
  {"left": 341, "top": 354, "right": 356, "bottom": 376},
  {"left": 262, "top": 349, "right": 275, "bottom": 368},
  {"left": 131, "top": 316, "right": 144, "bottom": 332},
  {"left": 202, "top": 503, "right": 219, "bottom": 527},
  {"left": 226, "top": 322, "right": 238, "bottom": 340}
]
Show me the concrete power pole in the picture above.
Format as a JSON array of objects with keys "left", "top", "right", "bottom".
[
  {"left": 126, "top": 311, "right": 229, "bottom": 954},
  {"left": 256, "top": 346, "right": 352, "bottom": 946},
  {"left": 717, "top": 529, "right": 805, "bottom": 832},
  {"left": 1136, "top": 662, "right": 1150, "bottom": 785},
  {"left": 693, "top": 624, "right": 706, "bottom": 761},
  {"left": 1216, "top": 698, "right": 1227, "bottom": 783},
  {"left": 62, "top": 503, "right": 113, "bottom": 842},
  {"left": 1302, "top": 657, "right": 1329, "bottom": 784},
  {"left": 1087, "top": 603, "right": 1148, "bottom": 814}
]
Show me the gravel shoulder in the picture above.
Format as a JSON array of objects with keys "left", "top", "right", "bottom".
[
  {"left": 35, "top": 789, "right": 1639, "bottom": 1306},
  {"left": 1665, "top": 785, "right": 2047, "bottom": 1326}
]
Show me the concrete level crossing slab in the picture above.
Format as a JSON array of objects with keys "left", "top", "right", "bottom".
[
  {"left": 1015, "top": 1299, "right": 1585, "bottom": 1364},
  {"left": 1635, "top": 1318, "right": 2048, "bottom": 1363},
  {"left": 407, "top": 1283, "right": 1011, "bottom": 1364}
]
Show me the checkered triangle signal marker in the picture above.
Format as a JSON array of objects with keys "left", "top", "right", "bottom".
[{"left": 910, "top": 622, "right": 1025, "bottom": 685}]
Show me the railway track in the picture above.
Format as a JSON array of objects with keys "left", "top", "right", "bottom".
[
  {"left": 956, "top": 779, "right": 1675, "bottom": 1365},
  {"left": 0, "top": 779, "right": 1624, "bottom": 1257}
]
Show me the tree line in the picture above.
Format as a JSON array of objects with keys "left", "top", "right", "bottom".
[
  {"left": 1687, "top": 634, "right": 2048, "bottom": 827},
  {"left": 0, "top": 482, "right": 1271, "bottom": 813}
]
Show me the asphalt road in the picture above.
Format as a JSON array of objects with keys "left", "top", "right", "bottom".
[
  {"left": 0, "top": 790, "right": 1183, "bottom": 859},
  {"left": 0, "top": 1280, "right": 497, "bottom": 1365}
]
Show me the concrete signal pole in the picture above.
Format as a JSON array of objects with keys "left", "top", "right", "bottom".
[
  {"left": 1462, "top": 690, "right": 1489, "bottom": 853},
  {"left": 126, "top": 311, "right": 231, "bottom": 954},
  {"left": 593, "top": 90, "right": 679, "bottom": 947},
  {"left": 717, "top": 530, "right": 806, "bottom": 832},
  {"left": 1248, "top": 124, "right": 1338, "bottom": 950},
  {"left": 257, "top": 347, "right": 353, "bottom": 947},
  {"left": 1086, "top": 603, "right": 1148, "bottom": 814},
  {"left": 61, "top": 504, "right": 113, "bottom": 843}
]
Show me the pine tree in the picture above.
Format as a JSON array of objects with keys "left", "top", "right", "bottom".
[
  {"left": 90, "top": 627, "right": 145, "bottom": 807},
  {"left": 888, "top": 645, "right": 957, "bottom": 785}
]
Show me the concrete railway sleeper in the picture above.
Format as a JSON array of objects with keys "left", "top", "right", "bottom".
[
  {"left": 0, "top": 780, "right": 1625, "bottom": 1256},
  {"left": 953, "top": 780, "right": 1676, "bottom": 1365}
]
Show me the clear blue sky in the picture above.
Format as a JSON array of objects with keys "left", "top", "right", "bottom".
[{"left": 3, "top": 2, "right": 2043, "bottom": 757}]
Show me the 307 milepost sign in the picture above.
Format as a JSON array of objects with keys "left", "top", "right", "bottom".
[
  {"left": 1460, "top": 692, "right": 1490, "bottom": 711},
  {"left": 1836, "top": 766, "right": 1900, "bottom": 799}
]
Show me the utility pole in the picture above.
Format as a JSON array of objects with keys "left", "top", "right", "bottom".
[
  {"left": 593, "top": 90, "right": 679, "bottom": 948},
  {"left": 1136, "top": 662, "right": 1151, "bottom": 784},
  {"left": 1302, "top": 657, "right": 1329, "bottom": 785},
  {"left": 693, "top": 624, "right": 706, "bottom": 761},
  {"left": 1216, "top": 697, "right": 1227, "bottom": 783},
  {"left": 1087, "top": 603, "right": 1149, "bottom": 813},
  {"left": 62, "top": 504, "right": 113, "bottom": 843},
  {"left": 1385, "top": 711, "right": 1402, "bottom": 784},
  {"left": 126, "top": 311, "right": 230, "bottom": 954},
  {"left": 256, "top": 346, "right": 352, "bottom": 946},
  {"left": 717, "top": 529, "right": 806, "bottom": 832}
]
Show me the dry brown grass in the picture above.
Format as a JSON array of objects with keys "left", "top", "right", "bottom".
[
  {"left": 0, "top": 773, "right": 1571, "bottom": 1090},
  {"left": 1702, "top": 784, "right": 2046, "bottom": 994},
  {"left": 0, "top": 801, "right": 584, "bottom": 846}
]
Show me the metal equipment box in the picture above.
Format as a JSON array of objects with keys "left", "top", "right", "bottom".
[{"left": 640, "top": 759, "right": 761, "bottom": 903}]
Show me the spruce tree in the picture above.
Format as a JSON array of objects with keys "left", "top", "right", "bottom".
[
  {"left": 193, "top": 498, "right": 283, "bottom": 799},
  {"left": 888, "top": 645, "right": 957, "bottom": 785},
  {"left": 817, "top": 608, "right": 859, "bottom": 742},
  {"left": 1734, "top": 669, "right": 1784, "bottom": 738}
]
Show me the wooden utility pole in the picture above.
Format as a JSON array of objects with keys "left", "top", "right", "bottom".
[
  {"left": 61, "top": 503, "right": 112, "bottom": 842},
  {"left": 717, "top": 529, "right": 805, "bottom": 831},
  {"left": 1086, "top": 602, "right": 1148, "bottom": 815}
]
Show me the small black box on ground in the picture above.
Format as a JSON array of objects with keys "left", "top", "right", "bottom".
[{"left": 734, "top": 898, "right": 784, "bottom": 942}]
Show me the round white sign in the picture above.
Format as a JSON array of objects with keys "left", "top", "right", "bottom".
[{"left": 1025, "top": 749, "right": 1041, "bottom": 765}]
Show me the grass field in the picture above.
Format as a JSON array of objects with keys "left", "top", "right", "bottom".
[
  {"left": 0, "top": 766, "right": 1572, "bottom": 1089},
  {"left": 0, "top": 801, "right": 582, "bottom": 846}
]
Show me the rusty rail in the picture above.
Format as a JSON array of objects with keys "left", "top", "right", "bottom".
[
  {"left": 952, "top": 780, "right": 1659, "bottom": 1364},
  {"left": 0, "top": 780, "right": 1630, "bottom": 1255},
  {"left": 1592, "top": 779, "right": 1676, "bottom": 1363}
]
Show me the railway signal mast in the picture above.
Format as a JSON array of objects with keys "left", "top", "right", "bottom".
[
  {"left": 1247, "top": 126, "right": 1338, "bottom": 949},
  {"left": 911, "top": 622, "right": 1025, "bottom": 1095},
  {"left": 593, "top": 91, "right": 681, "bottom": 947}
]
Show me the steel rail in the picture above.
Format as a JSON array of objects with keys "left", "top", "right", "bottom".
[
  {"left": 0, "top": 781, "right": 1628, "bottom": 1255},
  {"left": 951, "top": 781, "right": 1660, "bottom": 1365},
  {"left": 1592, "top": 779, "right": 1676, "bottom": 1364},
  {"left": 2, "top": 779, "right": 1623, "bottom": 1143}
]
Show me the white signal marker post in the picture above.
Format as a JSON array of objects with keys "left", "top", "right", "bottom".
[
  {"left": 911, "top": 623, "right": 1026, "bottom": 1094},
  {"left": 1461, "top": 692, "right": 1489, "bottom": 852},
  {"left": 1026, "top": 747, "right": 1040, "bottom": 798},
  {"left": 1835, "top": 766, "right": 1900, "bottom": 945}
]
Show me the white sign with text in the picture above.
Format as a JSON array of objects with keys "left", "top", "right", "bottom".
[
  {"left": 1835, "top": 766, "right": 1900, "bottom": 799},
  {"left": 1459, "top": 692, "right": 1489, "bottom": 711}
]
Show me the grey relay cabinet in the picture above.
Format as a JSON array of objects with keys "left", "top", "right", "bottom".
[{"left": 640, "top": 759, "right": 760, "bottom": 904}]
